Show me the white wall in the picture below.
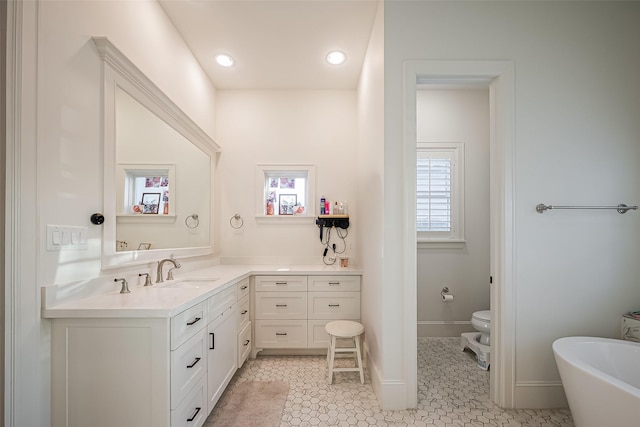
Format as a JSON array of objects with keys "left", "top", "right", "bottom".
[
  {"left": 8, "top": 1, "right": 218, "bottom": 425},
  {"left": 417, "top": 89, "right": 490, "bottom": 337},
  {"left": 385, "top": 1, "right": 640, "bottom": 408},
  {"left": 214, "top": 90, "right": 358, "bottom": 264},
  {"left": 356, "top": 0, "right": 395, "bottom": 409}
]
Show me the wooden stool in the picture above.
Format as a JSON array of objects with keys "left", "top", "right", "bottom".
[{"left": 325, "top": 320, "right": 365, "bottom": 384}]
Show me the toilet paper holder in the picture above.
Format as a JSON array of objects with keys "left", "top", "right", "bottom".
[{"left": 441, "top": 287, "right": 454, "bottom": 301}]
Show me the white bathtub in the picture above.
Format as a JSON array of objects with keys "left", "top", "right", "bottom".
[{"left": 552, "top": 336, "right": 640, "bottom": 427}]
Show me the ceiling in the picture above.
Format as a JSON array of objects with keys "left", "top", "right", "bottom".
[{"left": 158, "top": 0, "right": 379, "bottom": 90}]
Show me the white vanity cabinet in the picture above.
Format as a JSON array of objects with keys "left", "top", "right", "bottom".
[
  {"left": 253, "top": 274, "right": 361, "bottom": 352},
  {"left": 307, "top": 275, "right": 361, "bottom": 348},
  {"left": 206, "top": 285, "right": 237, "bottom": 413},
  {"left": 50, "top": 281, "right": 244, "bottom": 427},
  {"left": 236, "top": 277, "right": 252, "bottom": 368},
  {"left": 254, "top": 276, "right": 308, "bottom": 349}
]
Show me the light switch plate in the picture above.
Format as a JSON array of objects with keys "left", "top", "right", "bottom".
[{"left": 47, "top": 225, "right": 88, "bottom": 251}]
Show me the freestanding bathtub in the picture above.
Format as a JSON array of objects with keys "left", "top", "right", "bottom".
[{"left": 552, "top": 336, "right": 640, "bottom": 427}]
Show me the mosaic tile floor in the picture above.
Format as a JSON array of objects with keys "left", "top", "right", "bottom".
[{"left": 206, "top": 337, "right": 574, "bottom": 426}]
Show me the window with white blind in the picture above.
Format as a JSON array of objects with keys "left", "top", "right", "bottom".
[{"left": 417, "top": 142, "right": 464, "bottom": 242}]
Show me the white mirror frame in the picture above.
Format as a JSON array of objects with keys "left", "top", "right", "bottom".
[{"left": 93, "top": 37, "right": 220, "bottom": 269}]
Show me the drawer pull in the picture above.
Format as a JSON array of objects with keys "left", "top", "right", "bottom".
[
  {"left": 240, "top": 285, "right": 248, "bottom": 290},
  {"left": 275, "top": 282, "right": 288, "bottom": 285},
  {"left": 241, "top": 310, "right": 248, "bottom": 315},
  {"left": 187, "top": 407, "right": 201, "bottom": 422},
  {"left": 244, "top": 339, "right": 250, "bottom": 346},
  {"left": 186, "top": 317, "right": 201, "bottom": 326},
  {"left": 328, "top": 304, "right": 340, "bottom": 307},
  {"left": 186, "top": 357, "right": 201, "bottom": 369},
  {"left": 275, "top": 304, "right": 287, "bottom": 307},
  {"left": 275, "top": 332, "right": 287, "bottom": 336},
  {"left": 209, "top": 332, "right": 215, "bottom": 350},
  {"left": 329, "top": 282, "right": 341, "bottom": 285}
]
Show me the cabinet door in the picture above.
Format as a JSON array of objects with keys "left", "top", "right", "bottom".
[{"left": 207, "top": 306, "right": 237, "bottom": 413}]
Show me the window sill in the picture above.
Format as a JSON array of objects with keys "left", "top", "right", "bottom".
[
  {"left": 116, "top": 214, "right": 176, "bottom": 224},
  {"left": 417, "top": 239, "right": 467, "bottom": 249},
  {"left": 255, "top": 215, "right": 316, "bottom": 225}
]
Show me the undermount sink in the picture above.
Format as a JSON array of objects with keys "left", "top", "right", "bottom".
[{"left": 159, "top": 278, "right": 219, "bottom": 289}]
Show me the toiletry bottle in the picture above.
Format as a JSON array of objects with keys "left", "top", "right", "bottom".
[
  {"left": 320, "top": 196, "right": 326, "bottom": 215},
  {"left": 343, "top": 201, "right": 348, "bottom": 215},
  {"left": 334, "top": 201, "right": 339, "bottom": 215},
  {"left": 325, "top": 200, "right": 330, "bottom": 215}
]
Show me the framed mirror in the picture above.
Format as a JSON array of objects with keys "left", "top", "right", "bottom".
[{"left": 94, "top": 37, "right": 219, "bottom": 269}]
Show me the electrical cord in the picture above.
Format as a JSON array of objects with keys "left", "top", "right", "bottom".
[{"left": 320, "top": 226, "right": 348, "bottom": 264}]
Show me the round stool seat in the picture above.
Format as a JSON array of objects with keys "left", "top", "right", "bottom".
[{"left": 325, "top": 320, "right": 364, "bottom": 338}]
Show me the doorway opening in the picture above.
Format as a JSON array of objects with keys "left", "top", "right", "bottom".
[
  {"left": 415, "top": 84, "right": 491, "bottom": 357},
  {"left": 403, "top": 61, "right": 515, "bottom": 409}
]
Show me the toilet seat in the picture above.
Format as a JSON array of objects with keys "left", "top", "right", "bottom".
[{"left": 472, "top": 310, "right": 491, "bottom": 322}]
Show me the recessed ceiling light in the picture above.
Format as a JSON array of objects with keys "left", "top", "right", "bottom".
[
  {"left": 215, "top": 54, "right": 234, "bottom": 67},
  {"left": 326, "top": 50, "right": 346, "bottom": 66}
]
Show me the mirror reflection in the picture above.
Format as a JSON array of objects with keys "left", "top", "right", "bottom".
[{"left": 114, "top": 87, "right": 211, "bottom": 252}]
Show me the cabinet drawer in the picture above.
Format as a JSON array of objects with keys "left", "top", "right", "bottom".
[
  {"left": 308, "top": 320, "right": 331, "bottom": 348},
  {"left": 254, "top": 275, "right": 307, "bottom": 292},
  {"left": 208, "top": 285, "right": 236, "bottom": 319},
  {"left": 255, "top": 320, "right": 307, "bottom": 348},
  {"left": 236, "top": 295, "right": 250, "bottom": 330},
  {"left": 171, "top": 376, "right": 207, "bottom": 427},
  {"left": 237, "top": 321, "right": 252, "bottom": 368},
  {"left": 171, "top": 302, "right": 207, "bottom": 350},
  {"left": 171, "top": 328, "right": 207, "bottom": 409},
  {"left": 308, "top": 275, "right": 361, "bottom": 292},
  {"left": 255, "top": 292, "right": 307, "bottom": 319},
  {"left": 307, "top": 292, "right": 360, "bottom": 320},
  {"left": 236, "top": 277, "right": 250, "bottom": 300}
]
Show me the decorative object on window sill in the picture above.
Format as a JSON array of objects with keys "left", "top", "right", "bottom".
[
  {"left": 536, "top": 203, "right": 638, "bottom": 214},
  {"left": 230, "top": 213, "right": 244, "bottom": 229}
]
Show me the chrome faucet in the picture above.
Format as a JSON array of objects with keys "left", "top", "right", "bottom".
[
  {"left": 139, "top": 272, "right": 152, "bottom": 287},
  {"left": 156, "top": 257, "right": 181, "bottom": 283},
  {"left": 114, "top": 278, "right": 130, "bottom": 294}
]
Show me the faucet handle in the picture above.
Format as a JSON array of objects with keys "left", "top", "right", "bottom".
[
  {"left": 139, "top": 273, "right": 152, "bottom": 286},
  {"left": 166, "top": 268, "right": 175, "bottom": 281},
  {"left": 114, "top": 278, "right": 130, "bottom": 294}
]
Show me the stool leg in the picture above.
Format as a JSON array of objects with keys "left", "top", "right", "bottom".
[
  {"left": 328, "top": 335, "right": 336, "bottom": 384},
  {"left": 355, "top": 334, "right": 364, "bottom": 384}
]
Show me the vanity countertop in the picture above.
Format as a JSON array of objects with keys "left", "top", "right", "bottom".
[{"left": 41, "top": 264, "right": 362, "bottom": 319}]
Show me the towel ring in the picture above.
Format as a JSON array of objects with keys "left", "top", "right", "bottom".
[
  {"left": 230, "top": 213, "right": 244, "bottom": 229},
  {"left": 185, "top": 214, "right": 199, "bottom": 229}
]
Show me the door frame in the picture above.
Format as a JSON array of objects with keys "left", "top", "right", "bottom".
[{"left": 403, "top": 60, "right": 516, "bottom": 408}]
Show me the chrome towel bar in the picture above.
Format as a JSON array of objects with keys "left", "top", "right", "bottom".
[{"left": 536, "top": 203, "right": 638, "bottom": 214}]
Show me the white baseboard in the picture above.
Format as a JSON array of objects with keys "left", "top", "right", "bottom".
[
  {"left": 364, "top": 341, "right": 408, "bottom": 410},
  {"left": 514, "top": 381, "right": 568, "bottom": 409}
]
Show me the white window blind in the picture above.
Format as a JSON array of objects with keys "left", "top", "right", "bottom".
[
  {"left": 417, "top": 156, "right": 451, "bottom": 232},
  {"left": 417, "top": 143, "right": 464, "bottom": 242}
]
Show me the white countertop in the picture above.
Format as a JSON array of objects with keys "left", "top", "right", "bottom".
[{"left": 41, "top": 264, "right": 362, "bottom": 319}]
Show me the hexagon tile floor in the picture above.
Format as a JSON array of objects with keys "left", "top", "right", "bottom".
[{"left": 206, "top": 337, "right": 574, "bottom": 426}]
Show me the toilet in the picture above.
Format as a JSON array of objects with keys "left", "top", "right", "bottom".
[{"left": 460, "top": 310, "right": 491, "bottom": 370}]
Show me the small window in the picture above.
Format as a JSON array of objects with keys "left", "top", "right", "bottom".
[
  {"left": 256, "top": 165, "right": 316, "bottom": 217},
  {"left": 417, "top": 143, "right": 464, "bottom": 242},
  {"left": 116, "top": 163, "right": 175, "bottom": 217}
]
